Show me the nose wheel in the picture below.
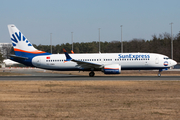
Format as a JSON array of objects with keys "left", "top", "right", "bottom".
[
  {"left": 89, "top": 71, "right": 95, "bottom": 77},
  {"left": 158, "top": 73, "right": 161, "bottom": 77},
  {"left": 158, "top": 70, "right": 161, "bottom": 77}
]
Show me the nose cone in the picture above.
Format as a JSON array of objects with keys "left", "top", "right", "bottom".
[{"left": 171, "top": 60, "right": 177, "bottom": 66}]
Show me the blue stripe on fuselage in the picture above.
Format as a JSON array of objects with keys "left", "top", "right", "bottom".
[{"left": 11, "top": 51, "right": 51, "bottom": 67}]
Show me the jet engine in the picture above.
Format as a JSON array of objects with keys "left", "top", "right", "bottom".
[{"left": 103, "top": 64, "right": 121, "bottom": 74}]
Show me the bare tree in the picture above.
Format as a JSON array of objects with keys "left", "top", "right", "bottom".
[{"left": 0, "top": 43, "right": 12, "bottom": 59}]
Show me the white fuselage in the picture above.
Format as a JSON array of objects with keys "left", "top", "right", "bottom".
[{"left": 32, "top": 53, "right": 176, "bottom": 71}]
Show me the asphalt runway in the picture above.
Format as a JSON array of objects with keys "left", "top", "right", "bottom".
[
  {"left": 0, "top": 76, "right": 180, "bottom": 81},
  {"left": 1, "top": 68, "right": 180, "bottom": 81}
]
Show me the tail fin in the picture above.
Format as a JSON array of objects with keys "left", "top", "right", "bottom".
[{"left": 7, "top": 24, "right": 50, "bottom": 57}]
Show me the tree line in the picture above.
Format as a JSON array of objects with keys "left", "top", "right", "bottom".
[{"left": 32, "top": 32, "right": 180, "bottom": 62}]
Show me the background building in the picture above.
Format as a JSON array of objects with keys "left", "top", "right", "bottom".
[{"left": 0, "top": 43, "right": 12, "bottom": 59}]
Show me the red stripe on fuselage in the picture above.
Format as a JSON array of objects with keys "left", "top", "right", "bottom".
[
  {"left": 14, "top": 48, "right": 46, "bottom": 54},
  {"left": 104, "top": 68, "right": 119, "bottom": 70}
]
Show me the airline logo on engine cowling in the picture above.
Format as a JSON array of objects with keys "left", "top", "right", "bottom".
[
  {"left": 11, "top": 32, "right": 32, "bottom": 47},
  {"left": 118, "top": 54, "right": 150, "bottom": 59}
]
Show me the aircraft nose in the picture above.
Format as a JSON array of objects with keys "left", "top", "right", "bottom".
[{"left": 171, "top": 60, "right": 177, "bottom": 66}]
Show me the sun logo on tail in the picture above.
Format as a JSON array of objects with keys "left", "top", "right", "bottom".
[{"left": 11, "top": 32, "right": 32, "bottom": 47}]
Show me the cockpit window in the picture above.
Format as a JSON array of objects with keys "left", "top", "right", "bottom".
[{"left": 164, "top": 57, "right": 169, "bottom": 60}]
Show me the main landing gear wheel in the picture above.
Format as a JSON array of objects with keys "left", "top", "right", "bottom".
[{"left": 89, "top": 71, "right": 95, "bottom": 77}]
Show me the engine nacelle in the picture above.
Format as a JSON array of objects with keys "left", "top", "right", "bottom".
[{"left": 103, "top": 64, "right": 121, "bottom": 74}]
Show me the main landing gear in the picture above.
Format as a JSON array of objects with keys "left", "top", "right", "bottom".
[{"left": 89, "top": 71, "right": 95, "bottom": 77}]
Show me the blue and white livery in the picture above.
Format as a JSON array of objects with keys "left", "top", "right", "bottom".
[{"left": 8, "top": 24, "right": 177, "bottom": 77}]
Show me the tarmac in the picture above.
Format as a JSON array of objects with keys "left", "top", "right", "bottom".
[{"left": 0, "top": 68, "right": 179, "bottom": 81}]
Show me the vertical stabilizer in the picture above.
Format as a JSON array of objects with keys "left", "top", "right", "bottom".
[{"left": 7, "top": 24, "right": 50, "bottom": 57}]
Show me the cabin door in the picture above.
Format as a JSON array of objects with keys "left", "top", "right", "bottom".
[{"left": 155, "top": 56, "right": 159, "bottom": 64}]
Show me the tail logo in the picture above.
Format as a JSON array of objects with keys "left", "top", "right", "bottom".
[{"left": 11, "top": 32, "right": 32, "bottom": 47}]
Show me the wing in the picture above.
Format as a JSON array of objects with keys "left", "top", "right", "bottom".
[
  {"left": 63, "top": 49, "right": 103, "bottom": 69},
  {"left": 71, "top": 59, "right": 103, "bottom": 69}
]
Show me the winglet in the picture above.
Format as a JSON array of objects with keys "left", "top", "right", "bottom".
[
  {"left": 63, "top": 49, "right": 67, "bottom": 52},
  {"left": 63, "top": 49, "right": 72, "bottom": 62},
  {"left": 71, "top": 50, "right": 74, "bottom": 54}
]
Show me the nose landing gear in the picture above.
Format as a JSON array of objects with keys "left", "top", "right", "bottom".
[
  {"left": 158, "top": 69, "right": 162, "bottom": 77},
  {"left": 158, "top": 68, "right": 168, "bottom": 77},
  {"left": 158, "top": 72, "right": 161, "bottom": 77}
]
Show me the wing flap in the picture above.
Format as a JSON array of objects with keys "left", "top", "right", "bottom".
[{"left": 71, "top": 59, "right": 103, "bottom": 68}]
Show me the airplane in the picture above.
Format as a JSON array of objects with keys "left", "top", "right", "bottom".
[
  {"left": 7, "top": 24, "right": 177, "bottom": 77},
  {"left": 3, "top": 59, "right": 19, "bottom": 66}
]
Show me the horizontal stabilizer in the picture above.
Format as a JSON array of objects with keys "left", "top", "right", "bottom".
[{"left": 10, "top": 54, "right": 28, "bottom": 60}]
